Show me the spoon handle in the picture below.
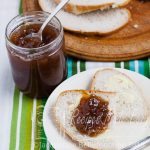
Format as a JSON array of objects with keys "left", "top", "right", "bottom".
[
  {"left": 39, "top": 0, "right": 70, "bottom": 34},
  {"left": 122, "top": 136, "right": 150, "bottom": 150}
]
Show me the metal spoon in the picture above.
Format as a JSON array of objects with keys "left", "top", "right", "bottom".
[
  {"left": 25, "top": 0, "right": 70, "bottom": 42},
  {"left": 122, "top": 136, "right": 150, "bottom": 150}
]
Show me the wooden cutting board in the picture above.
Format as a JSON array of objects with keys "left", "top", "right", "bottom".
[{"left": 22, "top": 0, "right": 150, "bottom": 61}]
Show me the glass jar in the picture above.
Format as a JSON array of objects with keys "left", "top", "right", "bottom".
[{"left": 5, "top": 11, "right": 67, "bottom": 99}]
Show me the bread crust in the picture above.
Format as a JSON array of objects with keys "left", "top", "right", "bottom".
[
  {"left": 55, "top": 0, "right": 131, "bottom": 15},
  {"left": 63, "top": 8, "right": 131, "bottom": 35}
]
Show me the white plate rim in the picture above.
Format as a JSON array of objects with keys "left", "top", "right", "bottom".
[{"left": 43, "top": 67, "right": 150, "bottom": 150}]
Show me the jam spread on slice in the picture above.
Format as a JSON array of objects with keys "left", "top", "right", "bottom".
[
  {"left": 10, "top": 24, "right": 58, "bottom": 48},
  {"left": 72, "top": 94, "right": 113, "bottom": 137}
]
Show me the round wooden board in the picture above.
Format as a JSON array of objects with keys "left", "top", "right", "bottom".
[{"left": 22, "top": 0, "right": 150, "bottom": 61}]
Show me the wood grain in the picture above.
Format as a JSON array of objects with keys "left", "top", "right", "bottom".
[{"left": 22, "top": 0, "right": 150, "bottom": 61}]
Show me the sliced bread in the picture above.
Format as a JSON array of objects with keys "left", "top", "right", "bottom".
[
  {"left": 55, "top": 0, "right": 131, "bottom": 15},
  {"left": 53, "top": 90, "right": 118, "bottom": 150},
  {"left": 38, "top": 0, "right": 131, "bottom": 35},
  {"left": 91, "top": 68, "right": 149, "bottom": 121}
]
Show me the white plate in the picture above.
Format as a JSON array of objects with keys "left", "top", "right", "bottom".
[{"left": 43, "top": 68, "right": 150, "bottom": 150}]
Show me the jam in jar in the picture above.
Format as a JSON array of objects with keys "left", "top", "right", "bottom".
[{"left": 6, "top": 11, "right": 67, "bottom": 98}]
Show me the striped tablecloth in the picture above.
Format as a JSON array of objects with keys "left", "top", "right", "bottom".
[{"left": 0, "top": 0, "right": 149, "bottom": 150}]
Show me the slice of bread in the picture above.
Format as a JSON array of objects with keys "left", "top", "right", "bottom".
[
  {"left": 91, "top": 68, "right": 149, "bottom": 121},
  {"left": 55, "top": 0, "right": 131, "bottom": 15},
  {"left": 38, "top": 0, "right": 131, "bottom": 35},
  {"left": 53, "top": 90, "right": 118, "bottom": 150}
]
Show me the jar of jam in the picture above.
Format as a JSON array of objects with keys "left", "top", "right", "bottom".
[{"left": 5, "top": 11, "right": 67, "bottom": 98}]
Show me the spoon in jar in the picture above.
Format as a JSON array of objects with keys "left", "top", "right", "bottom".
[{"left": 25, "top": 0, "right": 70, "bottom": 43}]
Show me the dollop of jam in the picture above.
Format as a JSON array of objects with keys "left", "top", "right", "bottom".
[
  {"left": 72, "top": 94, "right": 113, "bottom": 137},
  {"left": 10, "top": 24, "right": 58, "bottom": 48}
]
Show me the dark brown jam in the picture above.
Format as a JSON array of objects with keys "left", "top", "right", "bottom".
[
  {"left": 10, "top": 24, "right": 57, "bottom": 48},
  {"left": 72, "top": 94, "right": 112, "bottom": 137},
  {"left": 7, "top": 24, "right": 67, "bottom": 98}
]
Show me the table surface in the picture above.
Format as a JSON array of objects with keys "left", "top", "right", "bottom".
[{"left": 0, "top": 0, "right": 149, "bottom": 150}]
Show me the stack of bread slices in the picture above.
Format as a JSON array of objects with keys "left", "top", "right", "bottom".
[{"left": 39, "top": 0, "right": 131, "bottom": 35}]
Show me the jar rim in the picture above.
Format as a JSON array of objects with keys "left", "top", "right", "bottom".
[{"left": 5, "top": 11, "right": 63, "bottom": 54}]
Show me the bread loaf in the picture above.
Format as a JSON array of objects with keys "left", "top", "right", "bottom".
[
  {"left": 38, "top": 0, "right": 131, "bottom": 35},
  {"left": 55, "top": 0, "right": 131, "bottom": 15}
]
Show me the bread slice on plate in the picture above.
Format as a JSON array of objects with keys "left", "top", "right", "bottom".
[
  {"left": 91, "top": 68, "right": 149, "bottom": 122},
  {"left": 53, "top": 90, "right": 118, "bottom": 150},
  {"left": 38, "top": 0, "right": 131, "bottom": 35},
  {"left": 55, "top": 0, "right": 131, "bottom": 15}
]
